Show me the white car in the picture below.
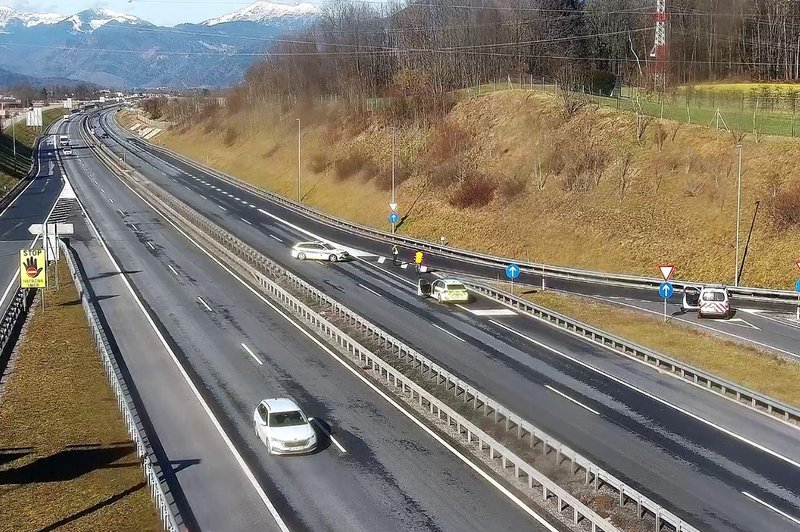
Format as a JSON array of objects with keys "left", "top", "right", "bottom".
[
  {"left": 291, "top": 241, "right": 349, "bottom": 262},
  {"left": 418, "top": 278, "right": 470, "bottom": 303},
  {"left": 253, "top": 398, "right": 317, "bottom": 455},
  {"left": 697, "top": 286, "right": 731, "bottom": 319},
  {"left": 63, "top": 147, "right": 73, "bottom": 156}
]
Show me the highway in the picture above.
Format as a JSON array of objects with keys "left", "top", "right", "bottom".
[
  {"left": 91, "top": 109, "right": 800, "bottom": 531},
  {"left": 60, "top": 116, "right": 555, "bottom": 530},
  {"left": 0, "top": 123, "right": 64, "bottom": 317}
]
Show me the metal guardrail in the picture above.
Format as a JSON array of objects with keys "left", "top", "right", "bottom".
[
  {"left": 60, "top": 240, "right": 181, "bottom": 531},
  {"left": 119, "top": 121, "right": 798, "bottom": 306},
  {"left": 466, "top": 283, "right": 800, "bottom": 427},
  {"left": 86, "top": 123, "right": 700, "bottom": 532}
]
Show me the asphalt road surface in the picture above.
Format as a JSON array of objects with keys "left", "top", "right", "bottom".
[
  {"left": 89, "top": 109, "right": 800, "bottom": 532},
  {"left": 60, "top": 115, "right": 555, "bottom": 531}
]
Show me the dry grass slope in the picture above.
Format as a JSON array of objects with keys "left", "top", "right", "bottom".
[
  {"left": 152, "top": 89, "right": 800, "bottom": 289},
  {"left": 0, "top": 261, "right": 160, "bottom": 532}
]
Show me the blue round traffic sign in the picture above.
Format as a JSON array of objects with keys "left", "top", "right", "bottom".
[
  {"left": 505, "top": 263, "right": 520, "bottom": 280},
  {"left": 795, "top": 279, "right": 800, "bottom": 292},
  {"left": 659, "top": 281, "right": 674, "bottom": 299},
  {"left": 389, "top": 212, "right": 400, "bottom": 224}
]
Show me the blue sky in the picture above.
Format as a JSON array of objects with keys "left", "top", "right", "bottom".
[{"left": 6, "top": 0, "right": 286, "bottom": 26}]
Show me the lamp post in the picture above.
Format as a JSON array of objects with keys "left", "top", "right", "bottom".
[
  {"left": 296, "top": 118, "right": 301, "bottom": 203},
  {"left": 734, "top": 144, "right": 743, "bottom": 287}
]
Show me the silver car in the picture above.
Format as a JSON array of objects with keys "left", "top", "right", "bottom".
[
  {"left": 253, "top": 398, "right": 317, "bottom": 455},
  {"left": 290, "top": 241, "right": 349, "bottom": 262}
]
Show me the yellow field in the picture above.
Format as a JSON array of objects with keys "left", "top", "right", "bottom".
[{"left": 683, "top": 82, "right": 800, "bottom": 93}]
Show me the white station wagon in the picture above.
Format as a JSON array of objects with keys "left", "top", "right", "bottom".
[
  {"left": 418, "top": 278, "right": 470, "bottom": 303},
  {"left": 253, "top": 398, "right": 317, "bottom": 455},
  {"left": 291, "top": 241, "right": 349, "bottom": 262}
]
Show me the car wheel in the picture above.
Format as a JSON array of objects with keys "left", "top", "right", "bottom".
[
  {"left": 297, "top": 252, "right": 306, "bottom": 260},
  {"left": 329, "top": 254, "right": 338, "bottom": 262}
]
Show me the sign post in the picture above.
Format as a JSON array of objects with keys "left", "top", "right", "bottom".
[
  {"left": 389, "top": 211, "right": 399, "bottom": 234},
  {"left": 20, "top": 249, "right": 46, "bottom": 288},
  {"left": 657, "top": 263, "right": 676, "bottom": 323},
  {"left": 505, "top": 263, "right": 520, "bottom": 295},
  {"left": 795, "top": 261, "right": 800, "bottom": 321}
]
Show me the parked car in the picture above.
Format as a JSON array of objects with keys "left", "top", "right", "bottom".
[
  {"left": 290, "top": 241, "right": 349, "bottom": 262},
  {"left": 253, "top": 398, "right": 317, "bottom": 455},
  {"left": 697, "top": 286, "right": 731, "bottom": 319},
  {"left": 681, "top": 285, "right": 702, "bottom": 312},
  {"left": 418, "top": 278, "right": 470, "bottom": 303}
]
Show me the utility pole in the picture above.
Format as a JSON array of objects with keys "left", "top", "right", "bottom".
[
  {"left": 734, "top": 144, "right": 743, "bottom": 287},
  {"left": 296, "top": 118, "right": 301, "bottom": 203},
  {"left": 12, "top": 119, "right": 17, "bottom": 176},
  {"left": 391, "top": 130, "right": 396, "bottom": 234},
  {"left": 650, "top": 0, "right": 668, "bottom": 91}
]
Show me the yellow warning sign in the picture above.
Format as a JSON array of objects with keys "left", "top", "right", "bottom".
[{"left": 20, "top": 249, "right": 46, "bottom": 288}]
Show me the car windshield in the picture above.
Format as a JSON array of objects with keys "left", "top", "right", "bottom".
[
  {"left": 269, "top": 410, "right": 306, "bottom": 427},
  {"left": 446, "top": 284, "right": 466, "bottom": 291},
  {"left": 702, "top": 291, "right": 725, "bottom": 301}
]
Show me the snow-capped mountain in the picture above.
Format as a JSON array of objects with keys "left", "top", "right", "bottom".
[
  {"left": 63, "top": 8, "right": 151, "bottom": 33},
  {"left": 0, "top": 5, "right": 62, "bottom": 28},
  {"left": 0, "top": 3, "right": 318, "bottom": 88},
  {"left": 202, "top": 2, "right": 319, "bottom": 26}
]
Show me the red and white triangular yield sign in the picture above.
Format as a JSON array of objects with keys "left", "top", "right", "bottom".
[{"left": 658, "top": 264, "right": 675, "bottom": 281}]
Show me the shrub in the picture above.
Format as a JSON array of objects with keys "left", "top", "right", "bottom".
[
  {"left": 424, "top": 122, "right": 471, "bottom": 164},
  {"left": 223, "top": 126, "right": 238, "bottom": 147},
  {"left": 374, "top": 164, "right": 409, "bottom": 191},
  {"left": 585, "top": 69, "right": 617, "bottom": 95},
  {"left": 449, "top": 175, "right": 496, "bottom": 209},
  {"left": 499, "top": 175, "right": 528, "bottom": 201},
  {"left": 309, "top": 153, "right": 329, "bottom": 173},
  {"left": 427, "top": 160, "right": 462, "bottom": 188},
  {"left": 333, "top": 152, "right": 367, "bottom": 181},
  {"left": 772, "top": 182, "right": 800, "bottom": 229}
]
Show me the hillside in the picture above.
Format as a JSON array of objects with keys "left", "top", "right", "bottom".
[{"left": 149, "top": 89, "right": 800, "bottom": 289}]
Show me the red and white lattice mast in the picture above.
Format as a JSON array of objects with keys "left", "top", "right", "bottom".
[{"left": 649, "top": 0, "right": 668, "bottom": 90}]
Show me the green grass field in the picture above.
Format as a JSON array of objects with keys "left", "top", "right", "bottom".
[{"left": 0, "top": 107, "right": 65, "bottom": 188}]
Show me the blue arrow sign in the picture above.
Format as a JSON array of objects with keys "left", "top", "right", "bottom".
[
  {"left": 505, "top": 263, "right": 520, "bottom": 280},
  {"left": 659, "top": 281, "right": 674, "bottom": 299},
  {"left": 795, "top": 279, "right": 800, "bottom": 292},
  {"left": 388, "top": 212, "right": 400, "bottom": 224}
]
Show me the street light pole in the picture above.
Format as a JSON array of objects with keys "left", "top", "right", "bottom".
[
  {"left": 735, "top": 144, "right": 743, "bottom": 287},
  {"left": 297, "top": 118, "right": 301, "bottom": 203},
  {"left": 391, "top": 130, "right": 396, "bottom": 234}
]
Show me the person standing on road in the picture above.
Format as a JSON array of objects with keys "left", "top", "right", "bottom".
[{"left": 392, "top": 245, "right": 399, "bottom": 265}]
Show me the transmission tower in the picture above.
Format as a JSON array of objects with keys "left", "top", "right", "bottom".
[{"left": 649, "top": 0, "right": 668, "bottom": 90}]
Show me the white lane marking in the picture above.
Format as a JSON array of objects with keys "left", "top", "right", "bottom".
[
  {"left": 124, "top": 179, "right": 557, "bottom": 530},
  {"left": 197, "top": 296, "right": 213, "bottom": 312},
  {"left": 311, "top": 418, "right": 347, "bottom": 453},
  {"left": 241, "top": 218, "right": 252, "bottom": 226},
  {"left": 357, "top": 283, "right": 382, "bottom": 297},
  {"left": 218, "top": 204, "right": 226, "bottom": 211},
  {"left": 400, "top": 263, "right": 408, "bottom": 269},
  {"left": 117, "top": 209, "right": 124, "bottom": 216},
  {"left": 233, "top": 196, "right": 241, "bottom": 201},
  {"left": 456, "top": 304, "right": 516, "bottom": 316},
  {"left": 742, "top": 491, "right": 800, "bottom": 525},
  {"left": 724, "top": 317, "right": 761, "bottom": 330},
  {"left": 432, "top": 323, "right": 466, "bottom": 343},
  {"left": 255, "top": 207, "right": 372, "bottom": 258},
  {"left": 582, "top": 293, "right": 799, "bottom": 360},
  {"left": 168, "top": 265, "right": 179, "bottom": 276},
  {"left": 544, "top": 385, "right": 601, "bottom": 415},
  {"left": 184, "top": 185, "right": 191, "bottom": 191},
  {"left": 146, "top": 241, "right": 155, "bottom": 250},
  {"left": 487, "top": 319, "right": 800, "bottom": 470},
  {"left": 269, "top": 234, "right": 283, "bottom": 243},
  {"left": 71, "top": 172, "right": 290, "bottom": 532},
  {"left": 377, "top": 257, "right": 386, "bottom": 264},
  {"left": 108, "top": 197, "right": 114, "bottom": 204},
  {"left": 199, "top": 194, "right": 207, "bottom": 200},
  {"left": 241, "top": 343, "right": 263, "bottom": 365}
]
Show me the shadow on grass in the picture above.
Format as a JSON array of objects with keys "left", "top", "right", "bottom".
[
  {"left": 0, "top": 447, "right": 33, "bottom": 467},
  {"left": 0, "top": 442, "right": 136, "bottom": 484},
  {"left": 39, "top": 480, "right": 148, "bottom": 532}
]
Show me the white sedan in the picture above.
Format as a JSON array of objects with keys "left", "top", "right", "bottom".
[
  {"left": 291, "top": 241, "right": 349, "bottom": 262},
  {"left": 418, "top": 278, "right": 470, "bottom": 303},
  {"left": 253, "top": 398, "right": 317, "bottom": 455}
]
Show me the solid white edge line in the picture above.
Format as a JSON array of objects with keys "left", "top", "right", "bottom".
[
  {"left": 486, "top": 319, "right": 800, "bottom": 470},
  {"left": 241, "top": 218, "right": 252, "bottom": 226},
  {"left": 70, "top": 142, "right": 291, "bottom": 532},
  {"left": 544, "top": 385, "right": 601, "bottom": 416},
  {"left": 241, "top": 343, "right": 263, "bottom": 365},
  {"left": 218, "top": 204, "right": 226, "bottom": 211},
  {"left": 146, "top": 241, "right": 155, "bottom": 250},
  {"left": 197, "top": 296, "right": 213, "bottom": 312},
  {"left": 357, "top": 283, "right": 382, "bottom": 298},
  {"left": 269, "top": 234, "right": 283, "bottom": 243},
  {"left": 107, "top": 158, "right": 558, "bottom": 531},
  {"left": 310, "top": 419, "right": 347, "bottom": 453},
  {"left": 431, "top": 323, "right": 466, "bottom": 343},
  {"left": 168, "top": 264, "right": 179, "bottom": 276},
  {"left": 741, "top": 491, "right": 800, "bottom": 525}
]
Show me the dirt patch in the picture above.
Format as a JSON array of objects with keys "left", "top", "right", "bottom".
[{"left": 0, "top": 260, "right": 161, "bottom": 531}]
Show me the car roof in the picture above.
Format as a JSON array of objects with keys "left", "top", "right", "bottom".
[
  {"left": 440, "top": 278, "right": 464, "bottom": 284},
  {"left": 294, "top": 241, "right": 321, "bottom": 247},
  {"left": 261, "top": 398, "right": 301, "bottom": 413}
]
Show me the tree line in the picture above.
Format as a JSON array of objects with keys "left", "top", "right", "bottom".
[{"left": 238, "top": 0, "right": 800, "bottom": 109}]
